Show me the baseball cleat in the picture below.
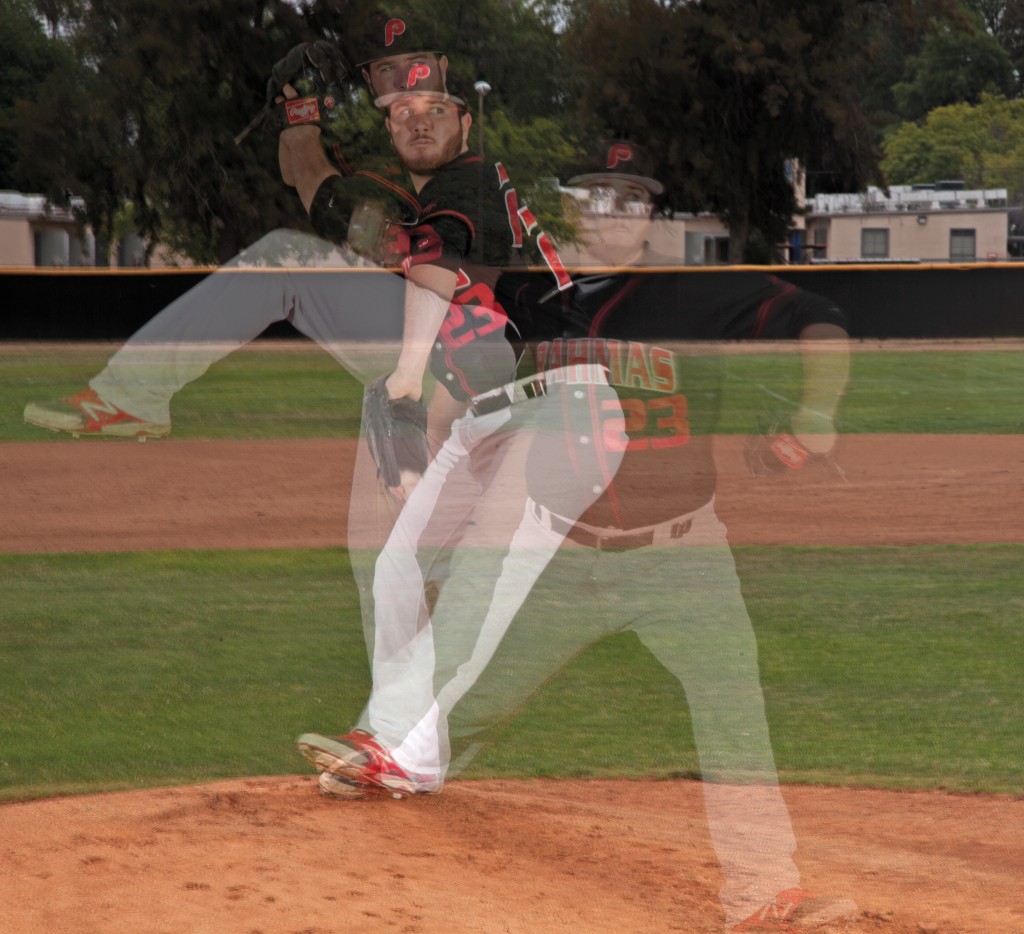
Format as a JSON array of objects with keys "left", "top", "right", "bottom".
[
  {"left": 297, "top": 729, "right": 442, "bottom": 798},
  {"left": 732, "top": 887, "right": 858, "bottom": 931},
  {"left": 24, "top": 389, "right": 170, "bottom": 440},
  {"left": 318, "top": 770, "right": 409, "bottom": 800}
]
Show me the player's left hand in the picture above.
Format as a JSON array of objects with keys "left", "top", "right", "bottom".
[
  {"left": 364, "top": 374, "right": 430, "bottom": 500},
  {"left": 744, "top": 410, "right": 847, "bottom": 482},
  {"left": 791, "top": 404, "right": 837, "bottom": 456},
  {"left": 267, "top": 41, "right": 351, "bottom": 135}
]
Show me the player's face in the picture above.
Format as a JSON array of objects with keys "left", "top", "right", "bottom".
[
  {"left": 363, "top": 53, "right": 447, "bottom": 98},
  {"left": 577, "top": 179, "right": 654, "bottom": 265},
  {"left": 386, "top": 96, "right": 470, "bottom": 175}
]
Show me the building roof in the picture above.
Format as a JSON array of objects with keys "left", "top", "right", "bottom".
[
  {"left": 0, "top": 191, "right": 82, "bottom": 222},
  {"left": 808, "top": 185, "right": 1009, "bottom": 216}
]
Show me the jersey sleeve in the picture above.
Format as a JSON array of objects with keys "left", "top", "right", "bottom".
[
  {"left": 751, "top": 275, "right": 848, "bottom": 338},
  {"left": 403, "top": 212, "right": 474, "bottom": 274},
  {"left": 308, "top": 171, "right": 419, "bottom": 260}
]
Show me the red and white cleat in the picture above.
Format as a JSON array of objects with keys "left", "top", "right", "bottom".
[
  {"left": 732, "top": 887, "right": 858, "bottom": 931},
  {"left": 24, "top": 388, "right": 170, "bottom": 440},
  {"left": 297, "top": 729, "right": 442, "bottom": 799}
]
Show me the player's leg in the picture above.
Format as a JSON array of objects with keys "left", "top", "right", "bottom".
[
  {"left": 89, "top": 231, "right": 380, "bottom": 421},
  {"left": 302, "top": 403, "right": 515, "bottom": 791},
  {"left": 440, "top": 534, "right": 610, "bottom": 778},
  {"left": 25, "top": 230, "right": 372, "bottom": 435},
  {"left": 629, "top": 502, "right": 801, "bottom": 925},
  {"left": 360, "top": 411, "right": 496, "bottom": 763},
  {"left": 281, "top": 263, "right": 406, "bottom": 387},
  {"left": 302, "top": 378, "right": 625, "bottom": 792},
  {"left": 393, "top": 378, "right": 627, "bottom": 776}
]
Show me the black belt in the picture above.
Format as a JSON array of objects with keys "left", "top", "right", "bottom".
[
  {"left": 470, "top": 375, "right": 548, "bottom": 416},
  {"left": 532, "top": 501, "right": 693, "bottom": 552}
]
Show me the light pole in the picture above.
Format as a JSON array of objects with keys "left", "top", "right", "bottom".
[{"left": 473, "top": 80, "right": 491, "bottom": 161}]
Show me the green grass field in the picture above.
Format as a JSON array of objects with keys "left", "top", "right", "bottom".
[
  {"left": 1, "top": 342, "right": 1021, "bottom": 801},
  {"left": 2, "top": 340, "right": 1022, "bottom": 440},
  {"left": 1, "top": 545, "right": 1020, "bottom": 801}
]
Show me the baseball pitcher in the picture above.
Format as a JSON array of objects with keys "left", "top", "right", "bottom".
[{"left": 306, "top": 141, "right": 857, "bottom": 932}]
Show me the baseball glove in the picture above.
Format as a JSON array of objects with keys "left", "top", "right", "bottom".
[
  {"left": 235, "top": 41, "right": 352, "bottom": 145},
  {"left": 744, "top": 414, "right": 846, "bottom": 480},
  {"left": 267, "top": 40, "right": 351, "bottom": 132},
  {"left": 363, "top": 374, "right": 429, "bottom": 490}
]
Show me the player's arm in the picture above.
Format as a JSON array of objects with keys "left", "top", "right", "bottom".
[
  {"left": 793, "top": 321, "right": 850, "bottom": 455},
  {"left": 423, "top": 381, "right": 466, "bottom": 455},
  {"left": 385, "top": 262, "right": 458, "bottom": 402},
  {"left": 278, "top": 124, "right": 340, "bottom": 213},
  {"left": 384, "top": 209, "right": 476, "bottom": 402}
]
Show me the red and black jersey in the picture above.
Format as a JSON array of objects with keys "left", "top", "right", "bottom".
[
  {"left": 311, "top": 152, "right": 571, "bottom": 401},
  {"left": 403, "top": 153, "right": 570, "bottom": 400},
  {"left": 520, "top": 270, "right": 847, "bottom": 528}
]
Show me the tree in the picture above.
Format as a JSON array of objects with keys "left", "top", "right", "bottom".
[
  {"left": 566, "top": 0, "right": 904, "bottom": 262},
  {"left": 12, "top": 0, "right": 579, "bottom": 264},
  {"left": 962, "top": 0, "right": 1024, "bottom": 94},
  {"left": 892, "top": 10, "right": 1017, "bottom": 120},
  {"left": 32, "top": 0, "right": 85, "bottom": 37},
  {"left": 0, "top": 0, "right": 71, "bottom": 190},
  {"left": 882, "top": 94, "right": 1024, "bottom": 201},
  {"left": 844, "top": 0, "right": 968, "bottom": 133},
  {"left": 16, "top": 0, "right": 318, "bottom": 264}
]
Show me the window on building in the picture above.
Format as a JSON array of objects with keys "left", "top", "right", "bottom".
[
  {"left": 950, "top": 229, "right": 976, "bottom": 261},
  {"left": 861, "top": 228, "right": 889, "bottom": 259},
  {"left": 808, "top": 223, "right": 828, "bottom": 259},
  {"left": 33, "top": 228, "right": 69, "bottom": 267}
]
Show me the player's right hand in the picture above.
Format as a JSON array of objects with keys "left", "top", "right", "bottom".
[{"left": 384, "top": 372, "right": 423, "bottom": 403}]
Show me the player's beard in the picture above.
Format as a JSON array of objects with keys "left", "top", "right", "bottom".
[{"left": 399, "top": 126, "right": 465, "bottom": 174}]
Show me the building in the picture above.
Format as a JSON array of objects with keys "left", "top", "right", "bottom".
[
  {"left": 555, "top": 184, "right": 730, "bottom": 266},
  {"left": 802, "top": 183, "right": 1011, "bottom": 264},
  {"left": 0, "top": 191, "right": 96, "bottom": 266},
  {"left": 0, "top": 191, "right": 177, "bottom": 268}
]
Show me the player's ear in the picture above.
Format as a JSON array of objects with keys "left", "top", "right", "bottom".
[
  {"left": 460, "top": 111, "right": 472, "bottom": 147},
  {"left": 362, "top": 67, "right": 373, "bottom": 93}
]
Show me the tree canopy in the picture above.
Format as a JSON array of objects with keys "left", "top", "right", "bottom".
[
  {"left": 565, "top": 0, "right": 914, "bottom": 261},
  {"left": 892, "top": 10, "right": 1017, "bottom": 120},
  {"left": 15, "top": 0, "right": 316, "bottom": 263},
  {"left": 882, "top": 94, "right": 1024, "bottom": 201},
  {"left": 0, "top": 0, "right": 71, "bottom": 191},
  {"left": 6, "top": 0, "right": 1023, "bottom": 265},
  {"left": 962, "top": 0, "right": 1024, "bottom": 95}
]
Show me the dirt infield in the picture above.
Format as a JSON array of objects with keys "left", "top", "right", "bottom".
[
  {"left": 1, "top": 777, "right": 1021, "bottom": 933},
  {"left": 2, "top": 432, "right": 1022, "bottom": 933},
  {"left": 3, "top": 434, "right": 1022, "bottom": 552}
]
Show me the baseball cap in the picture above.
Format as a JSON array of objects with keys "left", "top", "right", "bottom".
[
  {"left": 377, "top": 73, "right": 468, "bottom": 112},
  {"left": 353, "top": 10, "right": 442, "bottom": 68},
  {"left": 568, "top": 141, "right": 665, "bottom": 196}
]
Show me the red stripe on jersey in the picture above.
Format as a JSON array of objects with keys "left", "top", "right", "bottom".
[
  {"left": 752, "top": 276, "right": 798, "bottom": 338},
  {"left": 537, "top": 233, "right": 572, "bottom": 292},
  {"left": 495, "top": 162, "right": 511, "bottom": 189},
  {"left": 517, "top": 205, "right": 538, "bottom": 235},
  {"left": 504, "top": 189, "right": 524, "bottom": 248},
  {"left": 590, "top": 384, "right": 625, "bottom": 526},
  {"left": 588, "top": 277, "right": 643, "bottom": 336}
]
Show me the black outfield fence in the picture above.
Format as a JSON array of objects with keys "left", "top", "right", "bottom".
[{"left": 2, "top": 263, "right": 1021, "bottom": 341}]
